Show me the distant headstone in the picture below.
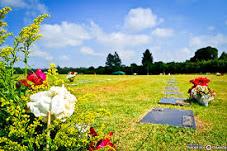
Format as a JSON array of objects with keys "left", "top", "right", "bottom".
[
  {"left": 159, "top": 98, "right": 189, "bottom": 106},
  {"left": 159, "top": 98, "right": 176, "bottom": 104},
  {"left": 140, "top": 108, "right": 196, "bottom": 128},
  {"left": 165, "top": 87, "right": 178, "bottom": 91},
  {"left": 165, "top": 91, "right": 181, "bottom": 95}
]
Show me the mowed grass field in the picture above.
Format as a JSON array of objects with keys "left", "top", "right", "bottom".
[{"left": 64, "top": 74, "right": 226, "bottom": 150}]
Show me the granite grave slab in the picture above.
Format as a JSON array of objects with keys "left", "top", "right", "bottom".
[
  {"left": 140, "top": 108, "right": 196, "bottom": 128},
  {"left": 159, "top": 98, "right": 189, "bottom": 106}
]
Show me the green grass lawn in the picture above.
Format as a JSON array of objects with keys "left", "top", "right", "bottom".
[{"left": 65, "top": 74, "right": 226, "bottom": 150}]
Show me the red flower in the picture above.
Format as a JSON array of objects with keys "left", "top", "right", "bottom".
[
  {"left": 96, "top": 132, "right": 114, "bottom": 150},
  {"left": 27, "top": 69, "right": 46, "bottom": 85},
  {"left": 27, "top": 73, "right": 42, "bottom": 85},
  {"left": 16, "top": 79, "right": 31, "bottom": 88},
  {"left": 88, "top": 127, "right": 115, "bottom": 150},
  {"left": 190, "top": 77, "right": 210, "bottom": 86},
  {"left": 89, "top": 127, "right": 98, "bottom": 137},
  {"left": 20, "top": 79, "right": 31, "bottom": 87}
]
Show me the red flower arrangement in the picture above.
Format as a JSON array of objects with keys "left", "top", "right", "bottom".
[
  {"left": 188, "top": 77, "right": 210, "bottom": 93},
  {"left": 188, "top": 77, "right": 215, "bottom": 106},
  {"left": 89, "top": 127, "right": 116, "bottom": 151},
  {"left": 190, "top": 77, "right": 210, "bottom": 87},
  {"left": 17, "top": 69, "right": 46, "bottom": 88}
]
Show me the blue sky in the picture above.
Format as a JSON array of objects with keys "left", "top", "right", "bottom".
[{"left": 1, "top": 0, "right": 227, "bottom": 68}]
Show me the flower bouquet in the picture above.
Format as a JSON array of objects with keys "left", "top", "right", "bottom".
[
  {"left": 67, "top": 71, "right": 77, "bottom": 82},
  {"left": 188, "top": 77, "right": 215, "bottom": 106}
]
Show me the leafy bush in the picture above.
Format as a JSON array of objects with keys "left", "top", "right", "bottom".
[{"left": 0, "top": 7, "right": 115, "bottom": 151}]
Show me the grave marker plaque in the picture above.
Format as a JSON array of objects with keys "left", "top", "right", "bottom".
[{"left": 140, "top": 108, "right": 196, "bottom": 128}]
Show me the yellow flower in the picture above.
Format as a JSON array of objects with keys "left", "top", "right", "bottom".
[{"left": 0, "top": 47, "right": 13, "bottom": 58}]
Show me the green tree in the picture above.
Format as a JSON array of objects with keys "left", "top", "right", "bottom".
[
  {"left": 113, "top": 51, "right": 122, "bottom": 67},
  {"left": 142, "top": 49, "right": 153, "bottom": 74},
  {"left": 105, "top": 51, "right": 122, "bottom": 68},
  {"left": 105, "top": 53, "right": 115, "bottom": 67},
  {"left": 190, "top": 46, "right": 218, "bottom": 62},
  {"left": 219, "top": 51, "right": 227, "bottom": 60}
]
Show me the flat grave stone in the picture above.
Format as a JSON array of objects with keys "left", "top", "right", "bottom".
[
  {"left": 166, "top": 83, "right": 177, "bottom": 86},
  {"left": 165, "top": 87, "right": 178, "bottom": 91},
  {"left": 159, "top": 98, "right": 189, "bottom": 106},
  {"left": 140, "top": 108, "right": 196, "bottom": 128},
  {"left": 165, "top": 91, "right": 181, "bottom": 95},
  {"left": 167, "top": 81, "right": 177, "bottom": 84}
]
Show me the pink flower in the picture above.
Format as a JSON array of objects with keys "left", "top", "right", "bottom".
[
  {"left": 27, "top": 69, "right": 46, "bottom": 85},
  {"left": 35, "top": 69, "right": 46, "bottom": 81},
  {"left": 96, "top": 132, "right": 114, "bottom": 150}
]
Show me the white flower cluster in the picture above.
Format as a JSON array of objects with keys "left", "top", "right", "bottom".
[{"left": 28, "top": 85, "right": 76, "bottom": 121}]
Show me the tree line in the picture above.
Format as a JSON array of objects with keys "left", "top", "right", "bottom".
[{"left": 15, "top": 46, "right": 227, "bottom": 75}]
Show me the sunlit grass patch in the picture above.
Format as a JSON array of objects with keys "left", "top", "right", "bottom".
[{"left": 67, "top": 74, "right": 227, "bottom": 150}]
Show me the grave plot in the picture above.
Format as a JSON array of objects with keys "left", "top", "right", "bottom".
[
  {"left": 165, "top": 91, "right": 181, "bottom": 95},
  {"left": 159, "top": 79, "right": 188, "bottom": 106},
  {"left": 140, "top": 108, "right": 196, "bottom": 128},
  {"left": 159, "top": 98, "right": 189, "bottom": 106},
  {"left": 165, "top": 86, "right": 178, "bottom": 91}
]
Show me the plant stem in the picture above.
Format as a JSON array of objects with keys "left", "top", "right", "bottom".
[{"left": 47, "top": 111, "right": 51, "bottom": 151}]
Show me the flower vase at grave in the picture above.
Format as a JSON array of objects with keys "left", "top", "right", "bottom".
[{"left": 194, "top": 95, "right": 214, "bottom": 107}]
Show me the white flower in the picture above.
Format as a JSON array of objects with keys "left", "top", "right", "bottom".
[
  {"left": 28, "top": 85, "right": 76, "bottom": 121},
  {"left": 75, "top": 124, "right": 89, "bottom": 133}
]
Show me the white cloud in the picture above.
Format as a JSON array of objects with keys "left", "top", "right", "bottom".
[
  {"left": 30, "top": 45, "right": 53, "bottom": 61},
  {"left": 1, "top": 0, "right": 48, "bottom": 24},
  {"left": 124, "top": 7, "right": 160, "bottom": 32},
  {"left": 0, "top": 0, "right": 27, "bottom": 8},
  {"left": 152, "top": 28, "right": 174, "bottom": 38},
  {"left": 80, "top": 46, "right": 102, "bottom": 56},
  {"left": 0, "top": 0, "right": 48, "bottom": 14},
  {"left": 40, "top": 22, "right": 91, "bottom": 48},
  {"left": 189, "top": 34, "right": 227, "bottom": 49},
  {"left": 90, "top": 22, "right": 150, "bottom": 48},
  {"left": 118, "top": 50, "right": 135, "bottom": 60},
  {"left": 97, "top": 32, "right": 150, "bottom": 47}
]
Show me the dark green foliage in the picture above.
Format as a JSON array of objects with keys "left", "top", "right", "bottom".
[
  {"left": 105, "top": 51, "right": 122, "bottom": 68},
  {"left": 219, "top": 51, "right": 227, "bottom": 60},
  {"left": 190, "top": 46, "right": 218, "bottom": 62},
  {"left": 105, "top": 53, "right": 115, "bottom": 67},
  {"left": 105, "top": 51, "right": 122, "bottom": 73},
  {"left": 13, "top": 46, "right": 227, "bottom": 75},
  {"left": 113, "top": 52, "right": 122, "bottom": 67},
  {"left": 142, "top": 49, "right": 153, "bottom": 74}
]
